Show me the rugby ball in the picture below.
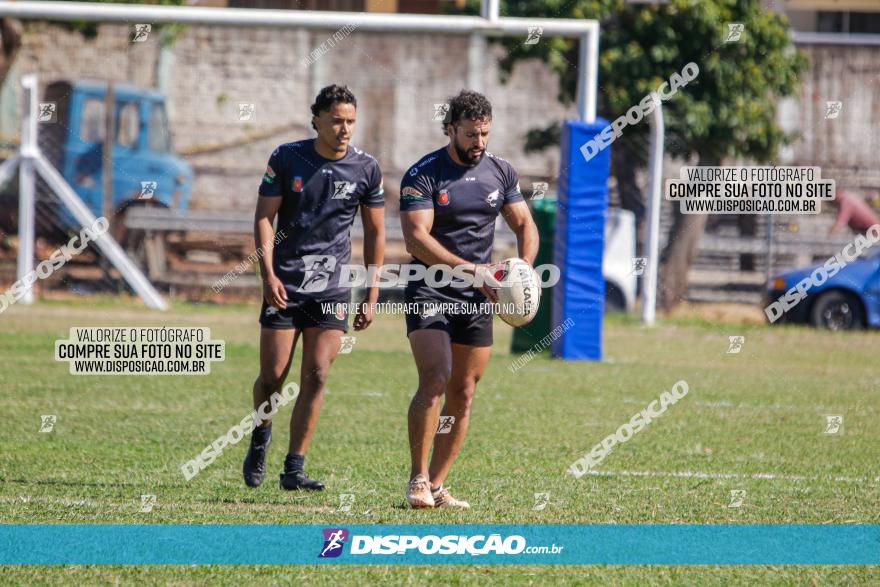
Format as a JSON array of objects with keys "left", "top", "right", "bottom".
[{"left": 492, "top": 257, "right": 540, "bottom": 327}]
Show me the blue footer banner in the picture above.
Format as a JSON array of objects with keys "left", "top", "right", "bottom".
[{"left": 1, "top": 525, "right": 878, "bottom": 564}]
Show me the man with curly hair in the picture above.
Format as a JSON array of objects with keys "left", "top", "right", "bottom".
[
  {"left": 399, "top": 90, "right": 539, "bottom": 508},
  {"left": 244, "top": 84, "right": 385, "bottom": 491}
]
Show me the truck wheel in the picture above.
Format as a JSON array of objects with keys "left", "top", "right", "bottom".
[
  {"left": 809, "top": 291, "right": 865, "bottom": 330},
  {"left": 110, "top": 200, "right": 166, "bottom": 269}
]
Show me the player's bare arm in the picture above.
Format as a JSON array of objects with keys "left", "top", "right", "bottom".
[
  {"left": 254, "top": 195, "right": 287, "bottom": 310},
  {"left": 401, "top": 208, "right": 468, "bottom": 268},
  {"left": 501, "top": 200, "right": 539, "bottom": 266},
  {"left": 354, "top": 204, "right": 385, "bottom": 330}
]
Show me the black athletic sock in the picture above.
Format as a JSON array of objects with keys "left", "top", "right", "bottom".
[
  {"left": 284, "top": 453, "right": 305, "bottom": 474},
  {"left": 252, "top": 423, "right": 272, "bottom": 446}
]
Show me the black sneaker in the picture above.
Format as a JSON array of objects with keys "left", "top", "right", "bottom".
[
  {"left": 242, "top": 439, "right": 270, "bottom": 488},
  {"left": 279, "top": 470, "right": 325, "bottom": 491}
]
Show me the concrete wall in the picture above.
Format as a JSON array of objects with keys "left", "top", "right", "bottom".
[
  {"left": 9, "top": 22, "right": 879, "bottom": 210},
  {"left": 9, "top": 21, "right": 576, "bottom": 210},
  {"left": 779, "top": 42, "right": 880, "bottom": 190}
]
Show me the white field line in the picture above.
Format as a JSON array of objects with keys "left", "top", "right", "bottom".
[
  {"left": 618, "top": 398, "right": 878, "bottom": 413},
  {"left": 586, "top": 469, "right": 880, "bottom": 484}
]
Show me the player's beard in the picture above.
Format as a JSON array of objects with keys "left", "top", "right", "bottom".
[{"left": 452, "top": 138, "right": 483, "bottom": 167}]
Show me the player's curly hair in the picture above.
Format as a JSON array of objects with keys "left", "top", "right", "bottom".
[
  {"left": 310, "top": 84, "right": 357, "bottom": 131},
  {"left": 442, "top": 90, "right": 492, "bottom": 135}
]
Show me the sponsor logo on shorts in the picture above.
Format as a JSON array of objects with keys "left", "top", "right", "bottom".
[{"left": 265, "top": 306, "right": 279, "bottom": 317}]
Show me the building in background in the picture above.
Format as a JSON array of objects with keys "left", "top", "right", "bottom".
[
  {"left": 783, "top": 0, "right": 880, "bottom": 34},
  {"left": 194, "top": 0, "right": 466, "bottom": 13}
]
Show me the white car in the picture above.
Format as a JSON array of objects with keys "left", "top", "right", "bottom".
[
  {"left": 602, "top": 207, "right": 637, "bottom": 313},
  {"left": 493, "top": 206, "right": 637, "bottom": 313}
]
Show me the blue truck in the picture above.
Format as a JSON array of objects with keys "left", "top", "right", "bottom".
[{"left": 36, "top": 79, "right": 192, "bottom": 231}]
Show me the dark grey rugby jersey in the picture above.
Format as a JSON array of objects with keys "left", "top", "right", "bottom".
[
  {"left": 258, "top": 139, "right": 384, "bottom": 302},
  {"left": 399, "top": 146, "right": 523, "bottom": 299}
]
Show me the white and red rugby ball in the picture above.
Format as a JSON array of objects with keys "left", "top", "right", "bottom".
[{"left": 491, "top": 257, "right": 541, "bottom": 327}]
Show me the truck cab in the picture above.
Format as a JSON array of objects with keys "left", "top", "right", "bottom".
[{"left": 39, "top": 79, "right": 192, "bottom": 227}]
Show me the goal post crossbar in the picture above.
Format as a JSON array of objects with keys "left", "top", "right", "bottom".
[{"left": 0, "top": 1, "right": 599, "bottom": 122}]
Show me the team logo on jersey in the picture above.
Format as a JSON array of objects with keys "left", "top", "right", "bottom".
[
  {"left": 262, "top": 165, "right": 276, "bottom": 184},
  {"left": 299, "top": 255, "right": 337, "bottom": 292},
  {"left": 333, "top": 181, "right": 356, "bottom": 200},
  {"left": 293, "top": 176, "right": 303, "bottom": 191},
  {"left": 486, "top": 189, "right": 500, "bottom": 207},
  {"left": 438, "top": 190, "right": 450, "bottom": 206},
  {"left": 401, "top": 186, "right": 427, "bottom": 201}
]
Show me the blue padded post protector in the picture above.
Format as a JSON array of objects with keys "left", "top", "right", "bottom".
[{"left": 551, "top": 119, "right": 611, "bottom": 360}]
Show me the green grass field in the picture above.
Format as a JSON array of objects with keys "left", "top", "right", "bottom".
[{"left": 0, "top": 297, "right": 878, "bottom": 585}]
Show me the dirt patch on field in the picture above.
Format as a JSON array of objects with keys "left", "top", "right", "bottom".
[{"left": 665, "top": 302, "right": 767, "bottom": 325}]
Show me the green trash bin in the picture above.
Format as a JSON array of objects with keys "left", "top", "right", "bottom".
[{"left": 511, "top": 197, "right": 556, "bottom": 354}]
